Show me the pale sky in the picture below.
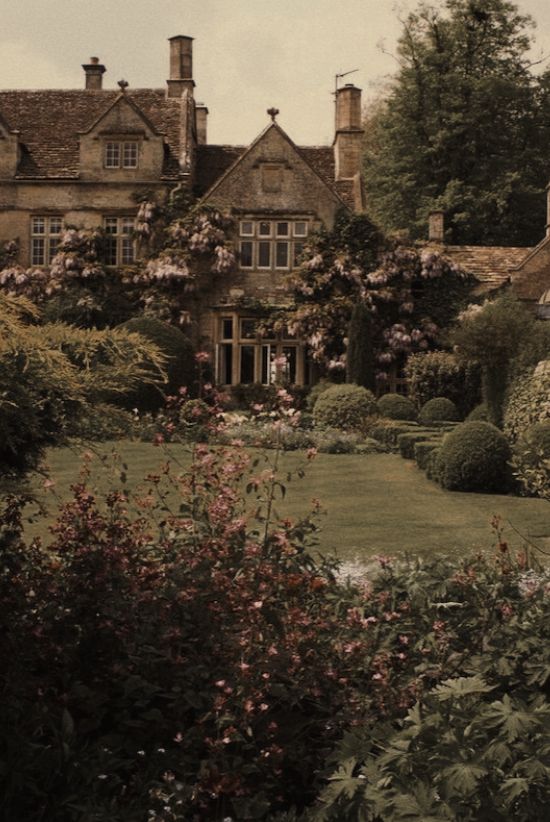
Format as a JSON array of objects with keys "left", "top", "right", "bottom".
[{"left": 2, "top": 0, "right": 550, "bottom": 146}]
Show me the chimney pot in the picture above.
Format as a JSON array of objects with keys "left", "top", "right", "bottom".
[
  {"left": 167, "top": 35, "right": 195, "bottom": 97},
  {"left": 82, "top": 58, "right": 106, "bottom": 90},
  {"left": 195, "top": 104, "right": 208, "bottom": 144},
  {"left": 428, "top": 210, "right": 445, "bottom": 243},
  {"left": 334, "top": 84, "right": 364, "bottom": 184}
]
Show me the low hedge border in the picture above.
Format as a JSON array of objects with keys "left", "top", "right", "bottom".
[
  {"left": 414, "top": 439, "right": 443, "bottom": 470},
  {"left": 398, "top": 430, "right": 441, "bottom": 459}
]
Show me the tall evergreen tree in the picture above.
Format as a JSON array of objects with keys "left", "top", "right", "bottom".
[
  {"left": 364, "top": 0, "right": 550, "bottom": 246},
  {"left": 346, "top": 301, "right": 376, "bottom": 389}
]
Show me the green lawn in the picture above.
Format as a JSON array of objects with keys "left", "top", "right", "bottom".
[{"left": 25, "top": 441, "right": 550, "bottom": 564}]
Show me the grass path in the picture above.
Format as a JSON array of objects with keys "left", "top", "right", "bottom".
[{"left": 27, "top": 441, "right": 550, "bottom": 564}]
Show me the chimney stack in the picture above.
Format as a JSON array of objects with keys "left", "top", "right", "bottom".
[
  {"left": 195, "top": 104, "right": 208, "bottom": 145},
  {"left": 82, "top": 57, "right": 106, "bottom": 90},
  {"left": 167, "top": 36, "right": 195, "bottom": 98},
  {"left": 334, "top": 84, "right": 364, "bottom": 184},
  {"left": 428, "top": 211, "right": 445, "bottom": 243}
]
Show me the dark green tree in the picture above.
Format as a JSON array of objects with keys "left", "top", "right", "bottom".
[
  {"left": 364, "top": 0, "right": 550, "bottom": 245},
  {"left": 345, "top": 301, "right": 376, "bottom": 389},
  {"left": 450, "top": 294, "right": 536, "bottom": 426}
]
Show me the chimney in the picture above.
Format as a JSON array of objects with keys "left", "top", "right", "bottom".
[
  {"left": 334, "top": 84, "right": 364, "bottom": 184},
  {"left": 195, "top": 104, "right": 208, "bottom": 145},
  {"left": 546, "top": 182, "right": 550, "bottom": 237},
  {"left": 167, "top": 35, "right": 195, "bottom": 98},
  {"left": 82, "top": 57, "right": 106, "bottom": 90},
  {"left": 428, "top": 210, "right": 445, "bottom": 243}
]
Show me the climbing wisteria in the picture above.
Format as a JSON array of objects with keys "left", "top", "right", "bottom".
[{"left": 278, "top": 214, "right": 474, "bottom": 382}]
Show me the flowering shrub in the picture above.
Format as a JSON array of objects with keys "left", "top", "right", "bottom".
[
  {"left": 280, "top": 213, "right": 474, "bottom": 381},
  {"left": 316, "top": 549, "right": 550, "bottom": 822},
  {"left": 3, "top": 464, "right": 549, "bottom": 820}
]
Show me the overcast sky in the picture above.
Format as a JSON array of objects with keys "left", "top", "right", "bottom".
[{"left": 2, "top": 0, "right": 550, "bottom": 146}]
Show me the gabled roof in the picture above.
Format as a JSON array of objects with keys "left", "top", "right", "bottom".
[
  {"left": 0, "top": 89, "right": 183, "bottom": 179},
  {"left": 509, "top": 234, "right": 550, "bottom": 301},
  {"left": 430, "top": 244, "right": 532, "bottom": 292},
  {"left": 196, "top": 122, "right": 350, "bottom": 209},
  {"left": 79, "top": 90, "right": 161, "bottom": 136}
]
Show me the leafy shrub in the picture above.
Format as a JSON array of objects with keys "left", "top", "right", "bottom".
[
  {"left": 451, "top": 295, "right": 536, "bottom": 426},
  {"left": 2, "top": 431, "right": 550, "bottom": 819},
  {"left": 118, "top": 317, "right": 195, "bottom": 411},
  {"left": 229, "top": 383, "right": 309, "bottom": 412},
  {"left": 512, "top": 420, "right": 550, "bottom": 500},
  {"left": 0, "top": 297, "right": 79, "bottom": 474},
  {"left": 426, "top": 445, "right": 443, "bottom": 481},
  {"left": 467, "top": 402, "right": 490, "bottom": 422},
  {"left": 215, "top": 416, "right": 382, "bottom": 454},
  {"left": 66, "top": 404, "right": 137, "bottom": 442},
  {"left": 369, "top": 419, "right": 422, "bottom": 449},
  {"left": 137, "top": 390, "right": 225, "bottom": 444},
  {"left": 515, "top": 420, "right": 550, "bottom": 466},
  {"left": 398, "top": 430, "right": 441, "bottom": 459},
  {"left": 419, "top": 396, "right": 461, "bottom": 423},
  {"left": 504, "top": 367, "right": 550, "bottom": 444},
  {"left": 305, "top": 379, "right": 334, "bottom": 411},
  {"left": 414, "top": 439, "right": 441, "bottom": 470},
  {"left": 405, "top": 350, "right": 481, "bottom": 416},
  {"left": 318, "top": 553, "right": 550, "bottom": 822},
  {"left": 345, "top": 301, "right": 375, "bottom": 389},
  {"left": 376, "top": 392, "right": 417, "bottom": 420},
  {"left": 436, "top": 421, "right": 512, "bottom": 492},
  {"left": 313, "top": 384, "right": 377, "bottom": 431}
]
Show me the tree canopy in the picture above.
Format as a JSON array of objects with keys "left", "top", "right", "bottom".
[{"left": 363, "top": 0, "right": 550, "bottom": 246}]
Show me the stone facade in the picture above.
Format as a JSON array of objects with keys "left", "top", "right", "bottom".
[{"left": 0, "top": 35, "right": 365, "bottom": 387}]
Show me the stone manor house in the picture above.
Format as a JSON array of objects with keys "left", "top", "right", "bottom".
[{"left": 1, "top": 35, "right": 549, "bottom": 386}]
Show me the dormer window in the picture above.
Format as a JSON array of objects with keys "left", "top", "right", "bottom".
[{"left": 104, "top": 140, "right": 139, "bottom": 169}]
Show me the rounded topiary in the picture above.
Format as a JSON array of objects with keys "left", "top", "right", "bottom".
[
  {"left": 377, "top": 393, "right": 417, "bottom": 421},
  {"left": 313, "top": 383, "right": 377, "bottom": 431},
  {"left": 306, "top": 379, "right": 335, "bottom": 411},
  {"left": 466, "top": 403, "right": 489, "bottom": 422},
  {"left": 118, "top": 317, "right": 195, "bottom": 411},
  {"left": 419, "top": 397, "right": 461, "bottom": 424},
  {"left": 436, "top": 421, "right": 512, "bottom": 492}
]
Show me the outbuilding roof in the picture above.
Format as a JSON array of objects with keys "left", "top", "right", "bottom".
[{"left": 434, "top": 244, "right": 532, "bottom": 292}]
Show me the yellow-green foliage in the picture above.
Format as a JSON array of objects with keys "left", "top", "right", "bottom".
[
  {"left": 43, "top": 323, "right": 167, "bottom": 404},
  {"left": 0, "top": 295, "right": 166, "bottom": 473}
]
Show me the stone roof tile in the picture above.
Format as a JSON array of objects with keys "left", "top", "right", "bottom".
[
  {"left": 438, "top": 244, "right": 531, "bottom": 291},
  {"left": 0, "top": 89, "right": 183, "bottom": 179},
  {"left": 195, "top": 143, "right": 350, "bottom": 207}
]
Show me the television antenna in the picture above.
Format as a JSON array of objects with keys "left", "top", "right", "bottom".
[{"left": 335, "top": 69, "right": 358, "bottom": 94}]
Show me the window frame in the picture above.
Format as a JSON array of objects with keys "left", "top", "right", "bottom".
[
  {"left": 103, "top": 140, "right": 140, "bottom": 170},
  {"left": 30, "top": 215, "right": 63, "bottom": 266},
  {"left": 103, "top": 215, "right": 136, "bottom": 266},
  {"left": 237, "top": 218, "right": 309, "bottom": 272}
]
